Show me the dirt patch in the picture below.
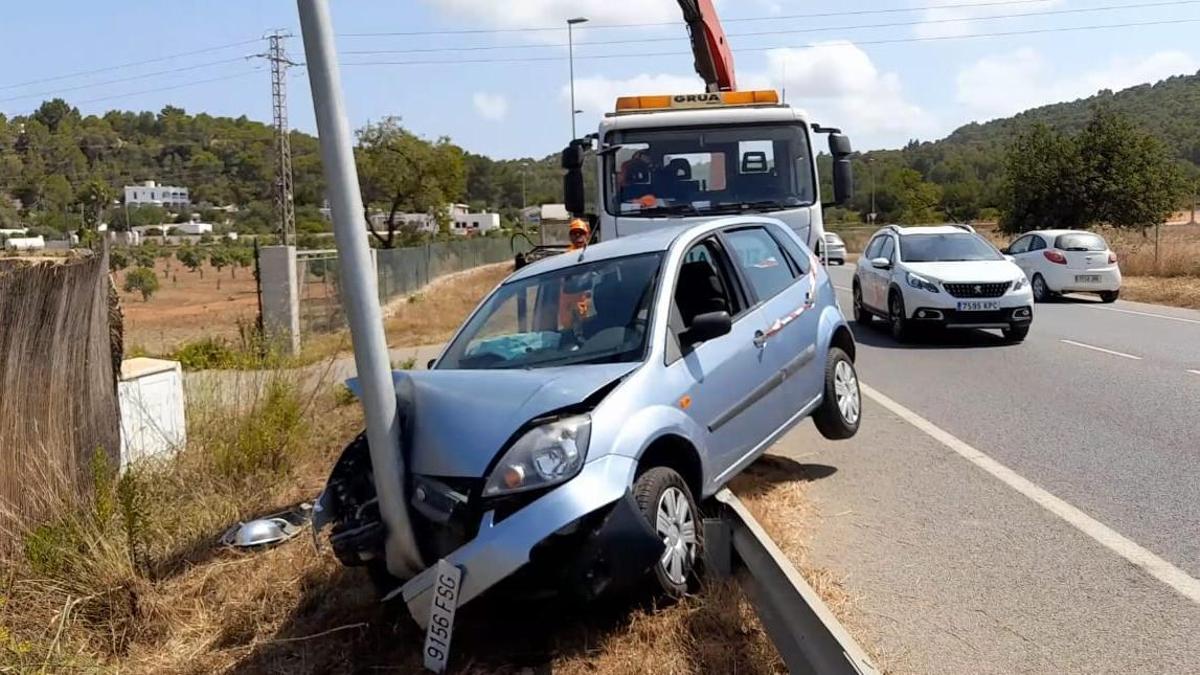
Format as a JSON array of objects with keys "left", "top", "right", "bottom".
[{"left": 116, "top": 260, "right": 258, "bottom": 354}]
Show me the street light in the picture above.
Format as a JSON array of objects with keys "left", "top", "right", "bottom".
[{"left": 567, "top": 17, "right": 588, "bottom": 139}]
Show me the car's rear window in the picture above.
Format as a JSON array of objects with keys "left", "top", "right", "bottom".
[{"left": 1055, "top": 232, "right": 1107, "bottom": 251}]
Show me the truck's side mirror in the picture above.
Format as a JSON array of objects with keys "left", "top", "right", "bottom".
[
  {"left": 562, "top": 141, "right": 587, "bottom": 217},
  {"left": 828, "top": 133, "right": 854, "bottom": 206}
]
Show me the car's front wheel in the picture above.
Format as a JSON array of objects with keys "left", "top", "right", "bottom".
[
  {"left": 633, "top": 467, "right": 701, "bottom": 598},
  {"left": 889, "top": 292, "right": 911, "bottom": 342},
  {"left": 852, "top": 283, "right": 872, "bottom": 325},
  {"left": 814, "top": 347, "right": 861, "bottom": 440}
]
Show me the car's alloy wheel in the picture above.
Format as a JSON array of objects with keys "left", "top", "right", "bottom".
[
  {"left": 655, "top": 486, "right": 697, "bottom": 586},
  {"left": 1032, "top": 274, "right": 1049, "bottom": 302},
  {"left": 633, "top": 467, "right": 701, "bottom": 597},
  {"left": 853, "top": 284, "right": 871, "bottom": 324},
  {"left": 834, "top": 360, "right": 861, "bottom": 425},
  {"left": 889, "top": 293, "right": 909, "bottom": 341}
]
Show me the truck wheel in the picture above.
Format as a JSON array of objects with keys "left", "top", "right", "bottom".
[
  {"left": 633, "top": 467, "right": 701, "bottom": 598},
  {"left": 814, "top": 347, "right": 861, "bottom": 440}
]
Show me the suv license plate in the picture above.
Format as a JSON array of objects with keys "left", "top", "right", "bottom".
[
  {"left": 957, "top": 301, "right": 999, "bottom": 311},
  {"left": 423, "top": 559, "right": 462, "bottom": 673},
  {"left": 1075, "top": 274, "right": 1101, "bottom": 283}
]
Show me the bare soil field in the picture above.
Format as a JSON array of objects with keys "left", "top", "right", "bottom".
[{"left": 115, "top": 260, "right": 258, "bottom": 354}]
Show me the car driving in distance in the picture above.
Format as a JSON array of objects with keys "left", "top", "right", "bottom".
[
  {"left": 823, "top": 231, "right": 847, "bottom": 265},
  {"left": 315, "top": 216, "right": 861, "bottom": 627},
  {"left": 1003, "top": 230, "right": 1122, "bottom": 303},
  {"left": 852, "top": 224, "right": 1034, "bottom": 342}
]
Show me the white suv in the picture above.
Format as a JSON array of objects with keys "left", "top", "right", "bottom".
[{"left": 852, "top": 225, "right": 1034, "bottom": 342}]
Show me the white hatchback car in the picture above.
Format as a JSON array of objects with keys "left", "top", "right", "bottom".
[
  {"left": 852, "top": 224, "right": 1034, "bottom": 342},
  {"left": 1003, "top": 230, "right": 1121, "bottom": 303}
]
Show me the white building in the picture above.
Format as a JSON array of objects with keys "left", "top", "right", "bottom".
[
  {"left": 124, "top": 180, "right": 190, "bottom": 208},
  {"left": 452, "top": 212, "right": 501, "bottom": 235},
  {"left": 4, "top": 235, "right": 45, "bottom": 252},
  {"left": 0, "top": 228, "right": 29, "bottom": 238},
  {"left": 174, "top": 222, "right": 213, "bottom": 235}
]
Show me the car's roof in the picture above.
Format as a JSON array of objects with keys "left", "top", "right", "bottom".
[
  {"left": 506, "top": 216, "right": 784, "bottom": 282},
  {"left": 1024, "top": 229, "right": 1106, "bottom": 238},
  {"left": 880, "top": 224, "right": 978, "bottom": 236}
]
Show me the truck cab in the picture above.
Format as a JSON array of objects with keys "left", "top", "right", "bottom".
[{"left": 563, "top": 90, "right": 854, "bottom": 256}]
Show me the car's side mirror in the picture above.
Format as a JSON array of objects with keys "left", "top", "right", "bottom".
[
  {"left": 870, "top": 257, "right": 892, "bottom": 270},
  {"left": 683, "top": 311, "right": 732, "bottom": 345}
]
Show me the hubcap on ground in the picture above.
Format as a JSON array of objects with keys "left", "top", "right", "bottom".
[
  {"left": 655, "top": 486, "right": 697, "bottom": 585},
  {"left": 834, "top": 360, "right": 860, "bottom": 425}
]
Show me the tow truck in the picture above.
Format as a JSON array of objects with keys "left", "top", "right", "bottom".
[{"left": 561, "top": 0, "right": 855, "bottom": 256}]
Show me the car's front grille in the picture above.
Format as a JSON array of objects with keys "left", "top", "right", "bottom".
[{"left": 943, "top": 282, "right": 1011, "bottom": 298}]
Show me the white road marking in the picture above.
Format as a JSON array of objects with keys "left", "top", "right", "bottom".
[
  {"left": 1059, "top": 339, "right": 1142, "bottom": 360},
  {"left": 1086, "top": 305, "right": 1200, "bottom": 326},
  {"left": 835, "top": 285, "right": 852, "bottom": 292},
  {"left": 1188, "top": 370, "right": 1200, "bottom": 377},
  {"left": 861, "top": 382, "right": 1200, "bottom": 606}
]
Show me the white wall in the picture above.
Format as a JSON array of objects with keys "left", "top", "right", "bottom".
[{"left": 118, "top": 359, "right": 186, "bottom": 471}]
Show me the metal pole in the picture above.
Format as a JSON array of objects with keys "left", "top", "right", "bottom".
[
  {"left": 297, "top": 0, "right": 423, "bottom": 579},
  {"left": 568, "top": 22, "right": 577, "bottom": 139}
]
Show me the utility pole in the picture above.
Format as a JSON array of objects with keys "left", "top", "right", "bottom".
[
  {"left": 567, "top": 17, "right": 588, "bottom": 139},
  {"left": 297, "top": 0, "right": 423, "bottom": 580},
  {"left": 256, "top": 32, "right": 298, "bottom": 246}
]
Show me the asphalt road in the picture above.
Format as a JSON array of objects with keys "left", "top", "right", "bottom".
[{"left": 764, "top": 264, "right": 1200, "bottom": 673}]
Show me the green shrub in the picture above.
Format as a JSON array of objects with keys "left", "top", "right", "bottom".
[
  {"left": 213, "top": 377, "right": 306, "bottom": 476},
  {"left": 333, "top": 383, "right": 357, "bottom": 407},
  {"left": 172, "top": 337, "right": 240, "bottom": 370}
]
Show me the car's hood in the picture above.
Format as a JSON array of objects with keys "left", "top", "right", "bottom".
[
  {"left": 347, "top": 362, "right": 639, "bottom": 478},
  {"left": 905, "top": 260, "right": 1022, "bottom": 284}
]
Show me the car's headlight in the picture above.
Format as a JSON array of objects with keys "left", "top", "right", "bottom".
[
  {"left": 482, "top": 415, "right": 591, "bottom": 497},
  {"left": 906, "top": 272, "right": 940, "bottom": 293},
  {"left": 1012, "top": 276, "right": 1028, "bottom": 291}
]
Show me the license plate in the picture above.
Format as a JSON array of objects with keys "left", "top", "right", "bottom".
[
  {"left": 957, "top": 301, "right": 999, "bottom": 311},
  {"left": 423, "top": 559, "right": 462, "bottom": 673},
  {"left": 1075, "top": 274, "right": 1101, "bottom": 283}
]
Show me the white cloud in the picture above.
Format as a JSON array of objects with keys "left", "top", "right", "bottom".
[
  {"left": 956, "top": 48, "right": 1199, "bottom": 121},
  {"left": 913, "top": 0, "right": 1066, "bottom": 39},
  {"left": 563, "top": 72, "right": 705, "bottom": 117},
  {"left": 751, "top": 43, "right": 936, "bottom": 145},
  {"left": 472, "top": 92, "right": 509, "bottom": 121},
  {"left": 424, "top": 0, "right": 681, "bottom": 29}
]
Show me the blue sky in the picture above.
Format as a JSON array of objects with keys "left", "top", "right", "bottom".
[{"left": 1, "top": 0, "right": 1199, "bottom": 159}]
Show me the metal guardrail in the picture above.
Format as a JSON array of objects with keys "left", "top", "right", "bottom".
[{"left": 707, "top": 489, "right": 880, "bottom": 675}]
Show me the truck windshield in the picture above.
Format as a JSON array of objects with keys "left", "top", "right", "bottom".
[
  {"left": 439, "top": 252, "right": 663, "bottom": 370},
  {"left": 604, "top": 124, "right": 815, "bottom": 218}
]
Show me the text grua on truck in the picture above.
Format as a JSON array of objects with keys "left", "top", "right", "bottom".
[{"left": 561, "top": 89, "right": 855, "bottom": 258}]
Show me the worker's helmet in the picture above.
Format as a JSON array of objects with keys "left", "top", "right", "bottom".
[{"left": 569, "top": 219, "right": 590, "bottom": 237}]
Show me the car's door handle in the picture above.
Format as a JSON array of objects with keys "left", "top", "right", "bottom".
[{"left": 753, "top": 330, "right": 767, "bottom": 348}]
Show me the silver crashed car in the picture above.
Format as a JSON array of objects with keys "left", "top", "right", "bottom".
[{"left": 316, "top": 216, "right": 861, "bottom": 624}]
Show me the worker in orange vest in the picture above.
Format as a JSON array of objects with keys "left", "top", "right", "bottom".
[{"left": 560, "top": 219, "right": 592, "bottom": 330}]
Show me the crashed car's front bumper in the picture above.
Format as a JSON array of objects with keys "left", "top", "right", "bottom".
[{"left": 393, "top": 454, "right": 649, "bottom": 627}]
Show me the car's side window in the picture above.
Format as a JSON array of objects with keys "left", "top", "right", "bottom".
[
  {"left": 674, "top": 239, "right": 739, "bottom": 329},
  {"left": 1009, "top": 236, "right": 1031, "bottom": 254},
  {"left": 724, "top": 227, "right": 798, "bottom": 302},
  {"left": 864, "top": 235, "right": 885, "bottom": 260},
  {"left": 767, "top": 224, "right": 812, "bottom": 276},
  {"left": 879, "top": 236, "right": 896, "bottom": 264},
  {"left": 1028, "top": 235, "right": 1046, "bottom": 252}
]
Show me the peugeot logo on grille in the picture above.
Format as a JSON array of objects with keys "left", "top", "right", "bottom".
[{"left": 974, "top": 284, "right": 983, "bottom": 294}]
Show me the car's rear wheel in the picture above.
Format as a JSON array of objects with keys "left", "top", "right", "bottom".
[
  {"left": 889, "top": 292, "right": 911, "bottom": 342},
  {"left": 633, "top": 467, "right": 701, "bottom": 598},
  {"left": 814, "top": 347, "right": 861, "bottom": 440},
  {"left": 852, "top": 283, "right": 872, "bottom": 325},
  {"left": 1031, "top": 274, "right": 1051, "bottom": 303},
  {"left": 1100, "top": 290, "right": 1119, "bottom": 303},
  {"left": 1003, "top": 324, "right": 1030, "bottom": 343}
]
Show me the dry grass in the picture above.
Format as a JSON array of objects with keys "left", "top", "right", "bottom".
[
  {"left": 1121, "top": 275, "right": 1200, "bottom": 309},
  {"left": 383, "top": 262, "right": 512, "bottom": 348}
]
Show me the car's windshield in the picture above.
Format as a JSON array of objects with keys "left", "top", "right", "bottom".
[
  {"left": 439, "top": 252, "right": 663, "bottom": 370},
  {"left": 603, "top": 124, "right": 815, "bottom": 218},
  {"left": 1055, "top": 232, "right": 1107, "bottom": 251},
  {"left": 900, "top": 233, "right": 1003, "bottom": 262}
]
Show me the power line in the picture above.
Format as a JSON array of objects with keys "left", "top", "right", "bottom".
[
  {"left": 0, "top": 38, "right": 262, "bottom": 93},
  {"left": 343, "top": 0, "right": 1200, "bottom": 55},
  {"left": 339, "top": 16, "right": 1200, "bottom": 67},
  {"left": 72, "top": 69, "right": 264, "bottom": 106},
  {"left": 336, "top": 0, "right": 1057, "bottom": 36},
  {"left": 0, "top": 57, "right": 251, "bottom": 105}
]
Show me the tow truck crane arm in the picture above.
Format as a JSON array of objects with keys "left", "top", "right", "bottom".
[{"left": 677, "top": 0, "right": 737, "bottom": 92}]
